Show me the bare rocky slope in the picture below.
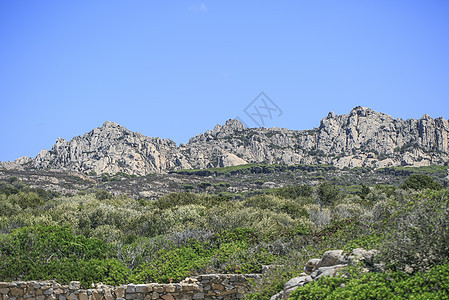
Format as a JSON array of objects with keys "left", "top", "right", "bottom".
[{"left": 1, "top": 107, "right": 448, "bottom": 175}]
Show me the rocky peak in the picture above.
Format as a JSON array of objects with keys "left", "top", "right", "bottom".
[
  {"left": 224, "top": 119, "right": 246, "bottom": 131},
  {"left": 102, "top": 121, "right": 120, "bottom": 128},
  {"left": 421, "top": 114, "right": 432, "bottom": 121},
  {"left": 87, "top": 121, "right": 136, "bottom": 142},
  {"left": 1, "top": 108, "right": 448, "bottom": 175},
  {"left": 211, "top": 119, "right": 246, "bottom": 137},
  {"left": 55, "top": 137, "right": 67, "bottom": 145},
  {"left": 350, "top": 106, "right": 372, "bottom": 115},
  {"left": 96, "top": 121, "right": 133, "bottom": 136}
]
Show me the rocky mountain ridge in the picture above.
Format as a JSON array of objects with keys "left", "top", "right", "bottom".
[{"left": 1, "top": 107, "right": 448, "bottom": 175}]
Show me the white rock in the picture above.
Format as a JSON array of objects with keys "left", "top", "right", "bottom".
[{"left": 317, "top": 250, "right": 348, "bottom": 268}]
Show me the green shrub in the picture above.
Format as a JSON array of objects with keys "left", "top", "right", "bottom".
[
  {"left": 254, "top": 180, "right": 264, "bottom": 186},
  {"left": 362, "top": 189, "right": 389, "bottom": 207},
  {"left": 2, "top": 176, "right": 447, "bottom": 297},
  {"left": 28, "top": 258, "right": 130, "bottom": 288},
  {"left": 0, "top": 224, "right": 121, "bottom": 287},
  {"left": 129, "top": 245, "right": 211, "bottom": 283},
  {"left": 401, "top": 174, "right": 442, "bottom": 191},
  {"left": 358, "top": 185, "right": 371, "bottom": 199},
  {"left": 381, "top": 190, "right": 449, "bottom": 272},
  {"left": 290, "top": 264, "right": 449, "bottom": 299},
  {"left": 342, "top": 234, "right": 384, "bottom": 252},
  {"left": 95, "top": 190, "right": 113, "bottom": 200},
  {"left": 274, "top": 185, "right": 313, "bottom": 199},
  {"left": 197, "top": 182, "right": 212, "bottom": 189},
  {"left": 0, "top": 197, "right": 21, "bottom": 217},
  {"left": 183, "top": 184, "right": 195, "bottom": 191},
  {"left": 90, "top": 225, "right": 124, "bottom": 244},
  {"left": 317, "top": 182, "right": 341, "bottom": 207},
  {"left": 8, "top": 191, "right": 44, "bottom": 209},
  {"left": 155, "top": 192, "right": 216, "bottom": 209}
]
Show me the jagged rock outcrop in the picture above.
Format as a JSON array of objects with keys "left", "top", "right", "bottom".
[
  {"left": 1, "top": 107, "right": 448, "bottom": 175},
  {"left": 1, "top": 121, "right": 190, "bottom": 176}
]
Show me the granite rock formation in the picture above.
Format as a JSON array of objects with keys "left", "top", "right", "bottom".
[
  {"left": 270, "top": 248, "right": 381, "bottom": 300},
  {"left": 1, "top": 107, "right": 448, "bottom": 175}
]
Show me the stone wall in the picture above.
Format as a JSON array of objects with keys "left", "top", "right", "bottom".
[{"left": 0, "top": 274, "right": 261, "bottom": 300}]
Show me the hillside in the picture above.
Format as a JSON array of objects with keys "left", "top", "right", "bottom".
[
  {"left": 1, "top": 107, "right": 448, "bottom": 175},
  {"left": 1, "top": 118, "right": 448, "bottom": 298},
  {"left": 0, "top": 165, "right": 448, "bottom": 299},
  {"left": 1, "top": 164, "right": 448, "bottom": 200}
]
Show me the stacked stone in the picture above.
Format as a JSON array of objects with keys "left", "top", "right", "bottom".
[
  {"left": 195, "top": 274, "right": 261, "bottom": 299},
  {"left": 0, "top": 274, "right": 260, "bottom": 300},
  {"left": 121, "top": 282, "right": 199, "bottom": 300},
  {"left": 0, "top": 281, "right": 118, "bottom": 300}
]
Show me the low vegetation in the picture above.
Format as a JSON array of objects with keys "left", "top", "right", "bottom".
[
  {"left": 0, "top": 169, "right": 448, "bottom": 299},
  {"left": 291, "top": 264, "right": 449, "bottom": 299}
]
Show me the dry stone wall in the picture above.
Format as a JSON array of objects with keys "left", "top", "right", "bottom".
[{"left": 0, "top": 274, "right": 261, "bottom": 300}]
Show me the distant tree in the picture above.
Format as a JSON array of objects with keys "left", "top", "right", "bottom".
[
  {"left": 401, "top": 174, "right": 442, "bottom": 191},
  {"left": 254, "top": 180, "right": 264, "bottom": 186},
  {"left": 183, "top": 184, "right": 195, "bottom": 191},
  {"left": 275, "top": 184, "right": 313, "bottom": 199},
  {"left": 197, "top": 182, "right": 212, "bottom": 190},
  {"left": 101, "top": 174, "right": 109, "bottom": 182},
  {"left": 358, "top": 185, "right": 371, "bottom": 200},
  {"left": 95, "top": 190, "right": 113, "bottom": 200},
  {"left": 317, "top": 182, "right": 341, "bottom": 207},
  {"left": 9, "top": 191, "right": 44, "bottom": 209}
]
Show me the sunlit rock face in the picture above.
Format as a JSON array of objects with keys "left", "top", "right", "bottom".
[{"left": 2, "top": 107, "right": 448, "bottom": 175}]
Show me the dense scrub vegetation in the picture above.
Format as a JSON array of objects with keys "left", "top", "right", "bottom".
[
  {"left": 0, "top": 172, "right": 448, "bottom": 299},
  {"left": 170, "top": 163, "right": 335, "bottom": 177}
]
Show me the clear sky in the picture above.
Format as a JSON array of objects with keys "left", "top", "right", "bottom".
[{"left": 1, "top": 1, "right": 448, "bottom": 162}]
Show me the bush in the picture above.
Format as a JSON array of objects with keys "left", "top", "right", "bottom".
[
  {"left": 155, "top": 192, "right": 214, "bottom": 209},
  {"left": 90, "top": 225, "right": 124, "bottom": 244},
  {"left": 0, "top": 224, "right": 120, "bottom": 287},
  {"left": 95, "top": 190, "right": 113, "bottom": 200},
  {"left": 381, "top": 189, "right": 449, "bottom": 272},
  {"left": 290, "top": 264, "right": 449, "bottom": 299},
  {"left": 183, "top": 184, "right": 195, "bottom": 191},
  {"left": 130, "top": 245, "right": 211, "bottom": 283},
  {"left": 29, "top": 258, "right": 130, "bottom": 288},
  {"left": 401, "top": 174, "right": 442, "bottom": 191},
  {"left": 254, "top": 180, "right": 264, "bottom": 186},
  {"left": 316, "top": 182, "right": 341, "bottom": 207},
  {"left": 362, "top": 189, "right": 389, "bottom": 207},
  {"left": 2, "top": 175, "right": 447, "bottom": 297},
  {"left": 197, "top": 182, "right": 212, "bottom": 189},
  {"left": 8, "top": 192, "right": 44, "bottom": 209},
  {"left": 358, "top": 185, "right": 371, "bottom": 199},
  {"left": 274, "top": 185, "right": 313, "bottom": 199}
]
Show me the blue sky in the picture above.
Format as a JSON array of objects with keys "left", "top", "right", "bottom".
[{"left": 1, "top": 1, "right": 448, "bottom": 161}]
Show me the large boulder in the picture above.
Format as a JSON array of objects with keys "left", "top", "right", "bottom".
[
  {"left": 271, "top": 248, "right": 380, "bottom": 299},
  {"left": 270, "top": 274, "right": 312, "bottom": 300},
  {"left": 351, "top": 248, "right": 379, "bottom": 265},
  {"left": 303, "top": 258, "right": 321, "bottom": 275},
  {"left": 311, "top": 264, "right": 347, "bottom": 280}
]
